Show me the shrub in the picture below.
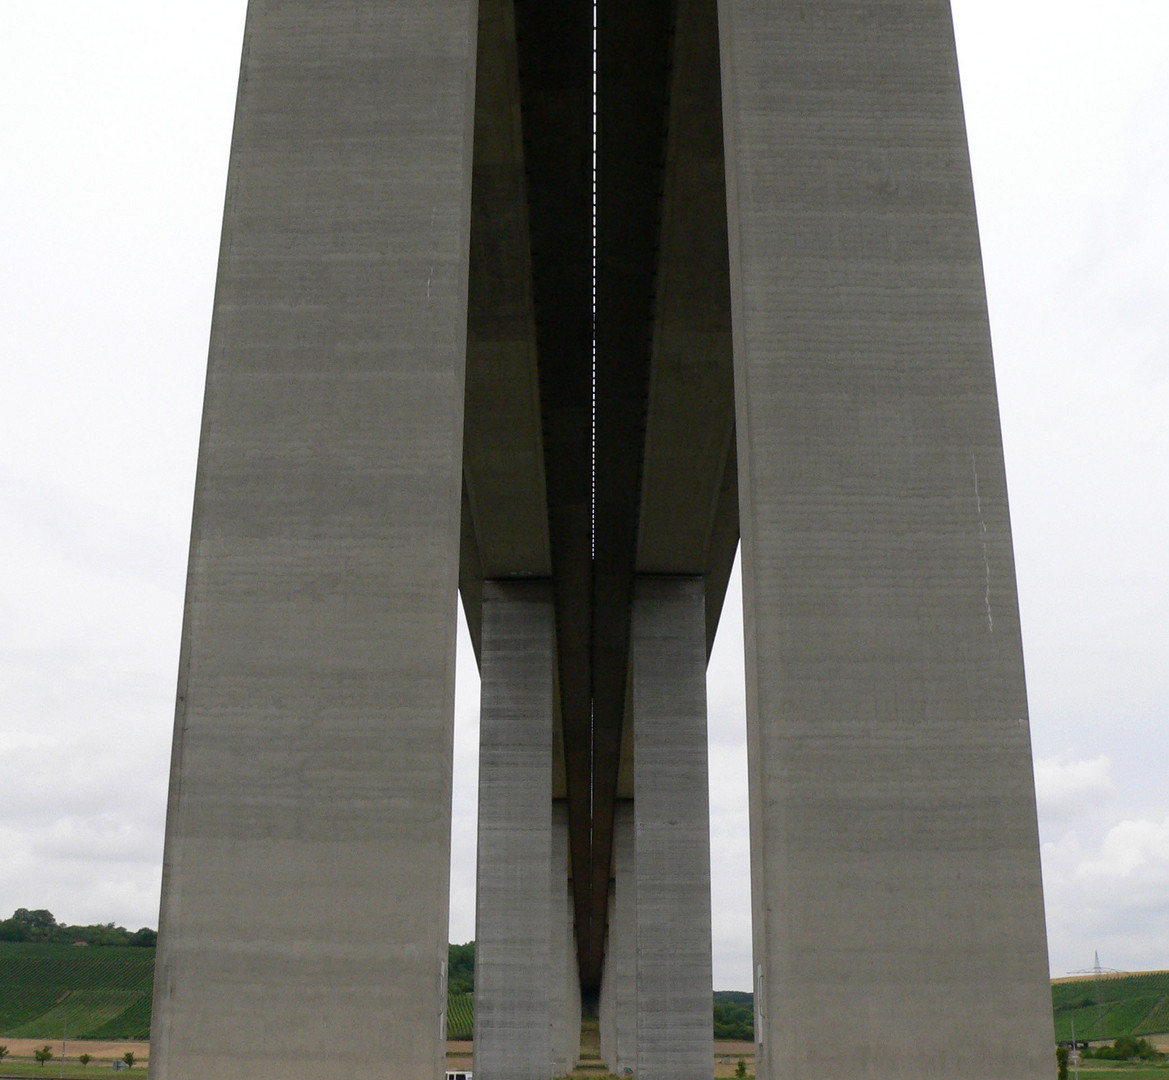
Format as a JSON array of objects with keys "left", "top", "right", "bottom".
[{"left": 1085, "top": 1035, "right": 1164, "bottom": 1061}]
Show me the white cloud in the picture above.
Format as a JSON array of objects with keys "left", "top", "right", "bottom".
[
  {"left": 33, "top": 815, "right": 159, "bottom": 866},
  {"left": 1034, "top": 755, "right": 1116, "bottom": 826},
  {"left": 1042, "top": 818, "right": 1169, "bottom": 975},
  {"left": 1078, "top": 818, "right": 1169, "bottom": 883}
]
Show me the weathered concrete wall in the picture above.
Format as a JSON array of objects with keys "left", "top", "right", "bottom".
[
  {"left": 474, "top": 582, "right": 554, "bottom": 1078},
  {"left": 632, "top": 578, "right": 714, "bottom": 1080},
  {"left": 149, "top": 4, "right": 477, "bottom": 1079},
  {"left": 717, "top": 1, "right": 1053, "bottom": 1076}
]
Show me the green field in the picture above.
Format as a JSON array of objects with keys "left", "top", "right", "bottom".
[
  {"left": 1074, "top": 1068, "right": 1169, "bottom": 1079},
  {"left": 0, "top": 1064, "right": 137, "bottom": 1079},
  {"left": 4, "top": 941, "right": 1169, "bottom": 1048},
  {"left": 447, "top": 992, "right": 474, "bottom": 1039},
  {"left": 1053, "top": 972, "right": 1169, "bottom": 1043},
  {"left": 0, "top": 942, "right": 473, "bottom": 1041},
  {"left": 0, "top": 943, "right": 153, "bottom": 1040}
]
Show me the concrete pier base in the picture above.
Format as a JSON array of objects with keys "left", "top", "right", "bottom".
[
  {"left": 473, "top": 582, "right": 556, "bottom": 1079},
  {"left": 632, "top": 577, "right": 714, "bottom": 1080}
]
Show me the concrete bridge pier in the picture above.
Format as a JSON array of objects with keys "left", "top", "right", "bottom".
[
  {"left": 718, "top": 2, "right": 1055, "bottom": 1075},
  {"left": 632, "top": 577, "right": 715, "bottom": 1080},
  {"left": 599, "top": 801, "right": 637, "bottom": 1075},
  {"left": 551, "top": 801, "right": 582, "bottom": 1075},
  {"left": 473, "top": 582, "right": 556, "bottom": 1079}
]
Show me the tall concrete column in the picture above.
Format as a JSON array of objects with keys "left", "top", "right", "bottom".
[
  {"left": 474, "top": 581, "right": 555, "bottom": 1079},
  {"left": 717, "top": 2, "right": 1054, "bottom": 1077},
  {"left": 551, "top": 800, "right": 581, "bottom": 1074},
  {"left": 598, "top": 893, "right": 616, "bottom": 1070},
  {"left": 599, "top": 799, "right": 636, "bottom": 1075},
  {"left": 632, "top": 577, "right": 714, "bottom": 1080},
  {"left": 149, "top": 5, "right": 477, "bottom": 1080}
]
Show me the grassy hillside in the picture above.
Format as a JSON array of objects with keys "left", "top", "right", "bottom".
[
  {"left": 0, "top": 942, "right": 153, "bottom": 1039},
  {"left": 1052, "top": 971, "right": 1169, "bottom": 1042},
  {"left": 447, "top": 992, "right": 474, "bottom": 1039},
  {"left": 0, "top": 942, "right": 473, "bottom": 1041},
  {"left": 4, "top": 941, "right": 1168, "bottom": 1045},
  {"left": 712, "top": 974, "right": 1169, "bottom": 1044}
]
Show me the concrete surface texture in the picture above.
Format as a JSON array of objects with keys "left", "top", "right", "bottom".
[
  {"left": 599, "top": 802, "right": 637, "bottom": 1076},
  {"left": 473, "top": 583, "right": 555, "bottom": 1077},
  {"left": 550, "top": 803, "right": 582, "bottom": 1075},
  {"left": 155, "top": 0, "right": 1053, "bottom": 1077},
  {"left": 719, "top": 0, "right": 1054, "bottom": 1076},
  {"left": 632, "top": 578, "right": 714, "bottom": 1080},
  {"left": 149, "top": 4, "right": 476, "bottom": 1080}
]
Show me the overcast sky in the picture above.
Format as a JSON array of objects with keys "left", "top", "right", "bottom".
[{"left": 2, "top": 1, "right": 1167, "bottom": 992}]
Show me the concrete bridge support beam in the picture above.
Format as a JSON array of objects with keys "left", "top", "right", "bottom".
[
  {"left": 473, "top": 581, "right": 556, "bottom": 1079},
  {"left": 718, "top": 2, "right": 1054, "bottom": 1076},
  {"left": 147, "top": 5, "right": 477, "bottom": 1080},
  {"left": 551, "top": 801, "right": 582, "bottom": 1075},
  {"left": 599, "top": 800, "right": 637, "bottom": 1075},
  {"left": 632, "top": 577, "right": 714, "bottom": 1080}
]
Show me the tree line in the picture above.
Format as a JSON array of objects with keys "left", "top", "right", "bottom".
[
  {"left": 1081, "top": 1036, "right": 1165, "bottom": 1062},
  {"left": 0, "top": 908, "right": 157, "bottom": 947},
  {"left": 448, "top": 941, "right": 474, "bottom": 994}
]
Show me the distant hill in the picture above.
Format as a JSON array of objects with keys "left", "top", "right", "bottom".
[
  {"left": 0, "top": 941, "right": 475, "bottom": 1041},
  {"left": 711, "top": 973, "right": 1169, "bottom": 1044},
  {"left": 5, "top": 940, "right": 1168, "bottom": 1045},
  {"left": 714, "top": 990, "right": 753, "bottom": 1040},
  {"left": 712, "top": 974, "right": 1169, "bottom": 1044},
  {"left": 1051, "top": 970, "right": 1169, "bottom": 1043},
  {"left": 0, "top": 942, "right": 153, "bottom": 1039}
]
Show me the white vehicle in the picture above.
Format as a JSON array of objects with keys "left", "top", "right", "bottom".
[{"left": 446, "top": 1072, "right": 472, "bottom": 1080}]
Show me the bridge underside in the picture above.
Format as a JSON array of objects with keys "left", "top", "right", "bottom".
[{"left": 459, "top": 0, "right": 737, "bottom": 995}]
